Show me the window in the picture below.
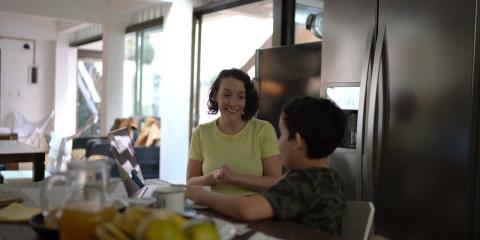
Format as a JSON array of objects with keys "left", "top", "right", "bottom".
[
  {"left": 76, "top": 43, "right": 103, "bottom": 136},
  {"left": 295, "top": 0, "right": 323, "bottom": 44},
  {"left": 193, "top": 0, "right": 274, "bottom": 126},
  {"left": 124, "top": 27, "right": 163, "bottom": 117}
]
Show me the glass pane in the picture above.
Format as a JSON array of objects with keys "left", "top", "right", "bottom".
[
  {"left": 192, "top": 19, "right": 201, "bottom": 130},
  {"left": 76, "top": 57, "right": 103, "bottom": 136},
  {"left": 139, "top": 28, "right": 162, "bottom": 116},
  {"left": 198, "top": 0, "right": 274, "bottom": 124},
  {"left": 295, "top": 0, "right": 323, "bottom": 44},
  {"left": 123, "top": 32, "right": 137, "bottom": 117}
]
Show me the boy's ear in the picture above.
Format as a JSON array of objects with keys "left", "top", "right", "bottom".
[{"left": 294, "top": 132, "right": 305, "bottom": 150}]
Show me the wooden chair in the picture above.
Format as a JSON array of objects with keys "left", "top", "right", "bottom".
[{"left": 342, "top": 201, "right": 375, "bottom": 240}]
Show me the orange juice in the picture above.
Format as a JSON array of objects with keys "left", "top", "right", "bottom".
[{"left": 59, "top": 203, "right": 116, "bottom": 240}]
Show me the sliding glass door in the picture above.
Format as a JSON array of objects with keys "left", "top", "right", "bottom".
[{"left": 124, "top": 27, "right": 162, "bottom": 117}]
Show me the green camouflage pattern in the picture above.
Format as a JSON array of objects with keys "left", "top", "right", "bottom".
[{"left": 262, "top": 167, "right": 345, "bottom": 234}]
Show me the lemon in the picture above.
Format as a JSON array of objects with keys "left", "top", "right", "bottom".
[
  {"left": 137, "top": 217, "right": 186, "bottom": 240},
  {"left": 125, "top": 206, "right": 151, "bottom": 225},
  {"left": 167, "top": 212, "right": 187, "bottom": 228},
  {"left": 151, "top": 209, "right": 187, "bottom": 228},
  {"left": 183, "top": 220, "right": 219, "bottom": 240}
]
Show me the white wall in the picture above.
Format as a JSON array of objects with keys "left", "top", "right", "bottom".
[
  {"left": 159, "top": 0, "right": 192, "bottom": 184},
  {"left": 102, "top": 17, "right": 129, "bottom": 134},
  {"left": 53, "top": 34, "right": 77, "bottom": 137},
  {"left": 0, "top": 13, "right": 56, "bottom": 128}
]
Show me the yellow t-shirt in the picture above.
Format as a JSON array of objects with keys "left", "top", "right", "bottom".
[{"left": 189, "top": 118, "right": 280, "bottom": 195}]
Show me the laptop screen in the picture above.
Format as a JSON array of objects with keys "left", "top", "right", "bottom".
[{"left": 108, "top": 128, "right": 145, "bottom": 196}]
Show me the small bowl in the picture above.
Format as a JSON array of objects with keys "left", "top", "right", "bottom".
[
  {"left": 127, "top": 197, "right": 156, "bottom": 207},
  {"left": 28, "top": 213, "right": 59, "bottom": 240}
]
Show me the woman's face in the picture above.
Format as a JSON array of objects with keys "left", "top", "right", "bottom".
[{"left": 215, "top": 77, "right": 246, "bottom": 121}]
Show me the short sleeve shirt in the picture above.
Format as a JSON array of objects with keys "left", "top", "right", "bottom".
[
  {"left": 189, "top": 118, "right": 280, "bottom": 195},
  {"left": 262, "top": 167, "right": 345, "bottom": 234}
]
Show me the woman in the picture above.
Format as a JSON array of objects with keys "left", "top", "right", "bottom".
[{"left": 187, "top": 68, "right": 282, "bottom": 195}]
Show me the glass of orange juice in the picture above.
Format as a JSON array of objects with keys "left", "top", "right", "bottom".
[{"left": 41, "top": 160, "right": 117, "bottom": 240}]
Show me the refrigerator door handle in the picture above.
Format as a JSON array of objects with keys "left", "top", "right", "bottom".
[
  {"left": 356, "top": 26, "right": 376, "bottom": 200},
  {"left": 364, "top": 25, "right": 386, "bottom": 201}
]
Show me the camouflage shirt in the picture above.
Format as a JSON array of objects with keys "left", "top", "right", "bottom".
[{"left": 261, "top": 167, "right": 345, "bottom": 234}]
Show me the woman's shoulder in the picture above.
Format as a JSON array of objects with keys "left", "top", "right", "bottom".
[
  {"left": 195, "top": 119, "right": 217, "bottom": 131},
  {"left": 193, "top": 120, "right": 216, "bottom": 133},
  {"left": 249, "top": 118, "right": 274, "bottom": 129}
]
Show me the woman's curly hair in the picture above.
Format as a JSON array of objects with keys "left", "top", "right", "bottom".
[{"left": 207, "top": 68, "right": 259, "bottom": 121}]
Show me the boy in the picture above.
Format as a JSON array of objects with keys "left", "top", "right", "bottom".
[{"left": 186, "top": 97, "right": 346, "bottom": 234}]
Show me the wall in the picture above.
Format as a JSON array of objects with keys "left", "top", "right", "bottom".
[
  {"left": 102, "top": 17, "right": 129, "bottom": 134},
  {"left": 53, "top": 34, "right": 77, "bottom": 137},
  {"left": 158, "top": 0, "right": 192, "bottom": 184},
  {"left": 0, "top": 13, "right": 56, "bottom": 128}
]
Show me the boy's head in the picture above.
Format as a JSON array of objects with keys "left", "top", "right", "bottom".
[{"left": 279, "top": 97, "right": 346, "bottom": 168}]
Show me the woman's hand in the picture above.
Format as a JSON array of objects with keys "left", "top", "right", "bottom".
[
  {"left": 217, "top": 165, "right": 239, "bottom": 184},
  {"left": 185, "top": 185, "right": 206, "bottom": 203},
  {"left": 210, "top": 169, "right": 225, "bottom": 185},
  {"left": 213, "top": 155, "right": 282, "bottom": 191}
]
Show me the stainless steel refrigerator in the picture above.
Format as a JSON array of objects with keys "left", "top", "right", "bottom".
[
  {"left": 255, "top": 42, "right": 323, "bottom": 136},
  {"left": 320, "top": 0, "right": 480, "bottom": 239}
]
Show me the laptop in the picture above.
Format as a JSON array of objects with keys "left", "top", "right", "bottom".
[{"left": 108, "top": 128, "right": 157, "bottom": 198}]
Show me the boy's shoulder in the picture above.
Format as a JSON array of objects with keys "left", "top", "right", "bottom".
[
  {"left": 279, "top": 168, "right": 344, "bottom": 195},
  {"left": 287, "top": 167, "right": 340, "bottom": 180}
]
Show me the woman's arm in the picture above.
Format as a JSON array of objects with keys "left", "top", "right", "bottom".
[
  {"left": 220, "top": 155, "right": 282, "bottom": 191},
  {"left": 186, "top": 159, "right": 221, "bottom": 186}
]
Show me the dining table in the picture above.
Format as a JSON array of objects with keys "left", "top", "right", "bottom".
[
  {"left": 0, "top": 180, "right": 339, "bottom": 240},
  {"left": 0, "top": 140, "right": 46, "bottom": 181}
]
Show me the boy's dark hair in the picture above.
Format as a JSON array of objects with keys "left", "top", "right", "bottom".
[
  {"left": 283, "top": 97, "right": 346, "bottom": 159},
  {"left": 208, "top": 68, "right": 259, "bottom": 121}
]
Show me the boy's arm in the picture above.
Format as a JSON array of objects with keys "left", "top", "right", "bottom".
[{"left": 186, "top": 185, "right": 274, "bottom": 221}]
